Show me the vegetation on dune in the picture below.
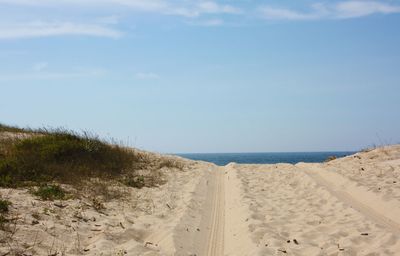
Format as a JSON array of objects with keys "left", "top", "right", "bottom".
[
  {"left": 0, "top": 130, "right": 140, "bottom": 186},
  {"left": 0, "top": 199, "right": 11, "bottom": 213},
  {"left": 32, "top": 184, "right": 67, "bottom": 201},
  {"left": 0, "top": 199, "right": 11, "bottom": 231},
  {"left": 0, "top": 124, "right": 27, "bottom": 133},
  {"left": 0, "top": 124, "right": 185, "bottom": 200},
  {"left": 324, "top": 155, "right": 337, "bottom": 162}
]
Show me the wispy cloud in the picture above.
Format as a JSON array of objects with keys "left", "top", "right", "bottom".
[
  {"left": 194, "top": 1, "right": 241, "bottom": 16},
  {"left": 1, "top": 0, "right": 398, "bottom": 41},
  {"left": 0, "top": 0, "right": 241, "bottom": 18},
  {"left": 125, "top": 0, "right": 242, "bottom": 17},
  {"left": 0, "top": 21, "right": 122, "bottom": 39},
  {"left": 0, "top": 0, "right": 241, "bottom": 40},
  {"left": 335, "top": 1, "right": 400, "bottom": 18},
  {"left": 259, "top": 5, "right": 322, "bottom": 21},
  {"left": 259, "top": 1, "right": 400, "bottom": 21}
]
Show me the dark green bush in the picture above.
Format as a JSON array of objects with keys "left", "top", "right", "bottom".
[{"left": 0, "top": 199, "right": 11, "bottom": 213}]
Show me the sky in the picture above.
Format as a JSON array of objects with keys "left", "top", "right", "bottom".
[{"left": 0, "top": 0, "right": 400, "bottom": 153}]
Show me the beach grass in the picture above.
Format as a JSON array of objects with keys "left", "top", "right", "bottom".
[
  {"left": 0, "top": 124, "right": 184, "bottom": 198},
  {"left": 0, "top": 124, "right": 27, "bottom": 133}
]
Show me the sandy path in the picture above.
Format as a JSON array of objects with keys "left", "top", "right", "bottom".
[
  {"left": 206, "top": 167, "right": 225, "bottom": 255},
  {"left": 174, "top": 164, "right": 256, "bottom": 256},
  {"left": 180, "top": 165, "right": 256, "bottom": 256},
  {"left": 224, "top": 165, "right": 257, "bottom": 256}
]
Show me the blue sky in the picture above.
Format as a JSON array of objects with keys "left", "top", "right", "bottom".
[{"left": 1, "top": 0, "right": 400, "bottom": 153}]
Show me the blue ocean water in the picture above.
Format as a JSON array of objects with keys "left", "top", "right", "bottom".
[{"left": 176, "top": 152, "right": 354, "bottom": 166}]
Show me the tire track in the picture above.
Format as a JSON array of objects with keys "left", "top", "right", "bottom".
[
  {"left": 206, "top": 167, "right": 225, "bottom": 256},
  {"left": 301, "top": 165, "right": 400, "bottom": 234}
]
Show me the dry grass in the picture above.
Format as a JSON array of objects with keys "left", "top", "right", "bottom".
[
  {"left": 324, "top": 155, "right": 337, "bottom": 162},
  {"left": 0, "top": 124, "right": 27, "bottom": 134},
  {"left": 2, "top": 128, "right": 146, "bottom": 187}
]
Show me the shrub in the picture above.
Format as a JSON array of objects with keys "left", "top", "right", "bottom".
[
  {"left": 33, "top": 184, "right": 66, "bottom": 201},
  {"left": 123, "top": 175, "right": 146, "bottom": 188},
  {"left": 0, "top": 199, "right": 11, "bottom": 213},
  {"left": 0, "top": 129, "right": 140, "bottom": 186},
  {"left": 158, "top": 158, "right": 185, "bottom": 170},
  {"left": 0, "top": 125, "right": 185, "bottom": 192},
  {"left": 0, "top": 172, "right": 13, "bottom": 187}
]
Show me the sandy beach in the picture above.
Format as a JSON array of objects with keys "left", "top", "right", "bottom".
[
  {"left": 1, "top": 145, "right": 400, "bottom": 255},
  {"left": 2, "top": 0, "right": 399, "bottom": 253}
]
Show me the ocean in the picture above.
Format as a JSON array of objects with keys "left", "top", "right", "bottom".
[{"left": 176, "top": 151, "right": 354, "bottom": 166}]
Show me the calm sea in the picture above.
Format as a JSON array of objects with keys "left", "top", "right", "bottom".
[{"left": 176, "top": 152, "right": 354, "bottom": 166}]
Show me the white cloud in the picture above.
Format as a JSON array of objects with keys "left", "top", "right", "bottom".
[
  {"left": 0, "top": 0, "right": 242, "bottom": 17},
  {"left": 134, "top": 72, "right": 159, "bottom": 80},
  {"left": 0, "top": 0, "right": 242, "bottom": 40},
  {"left": 0, "top": 21, "right": 122, "bottom": 39},
  {"left": 259, "top": 1, "right": 400, "bottom": 21},
  {"left": 259, "top": 6, "right": 320, "bottom": 21},
  {"left": 335, "top": 1, "right": 400, "bottom": 18},
  {"left": 196, "top": 1, "right": 241, "bottom": 15}
]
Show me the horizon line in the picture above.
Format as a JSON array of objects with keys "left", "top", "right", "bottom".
[{"left": 173, "top": 150, "right": 357, "bottom": 155}]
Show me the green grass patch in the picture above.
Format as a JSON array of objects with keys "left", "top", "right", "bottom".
[
  {"left": 33, "top": 184, "right": 66, "bottom": 201},
  {"left": 0, "top": 198, "right": 12, "bottom": 231}
]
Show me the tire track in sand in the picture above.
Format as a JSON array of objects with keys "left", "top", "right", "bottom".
[
  {"left": 299, "top": 164, "right": 400, "bottom": 234},
  {"left": 206, "top": 167, "right": 225, "bottom": 256}
]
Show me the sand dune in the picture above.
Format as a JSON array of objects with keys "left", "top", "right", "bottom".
[
  {"left": 179, "top": 145, "right": 400, "bottom": 255},
  {"left": 1, "top": 145, "right": 400, "bottom": 255}
]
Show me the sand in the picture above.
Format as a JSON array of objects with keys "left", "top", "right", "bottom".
[{"left": 1, "top": 145, "right": 400, "bottom": 255}]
